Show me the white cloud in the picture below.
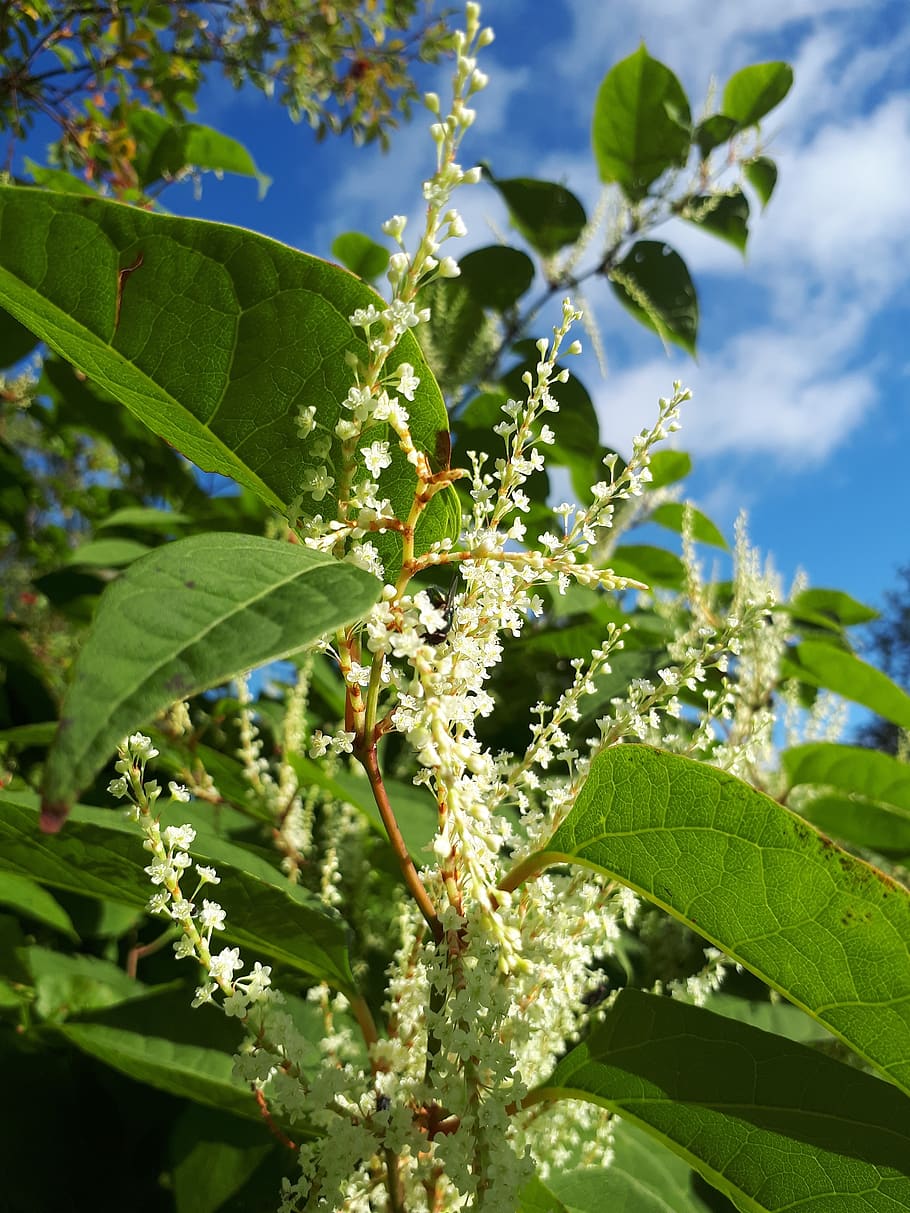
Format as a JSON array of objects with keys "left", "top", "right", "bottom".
[
  {"left": 752, "top": 94, "right": 910, "bottom": 300},
  {"left": 594, "top": 309, "right": 875, "bottom": 464}
]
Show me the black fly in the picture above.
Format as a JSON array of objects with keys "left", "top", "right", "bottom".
[{"left": 424, "top": 579, "right": 458, "bottom": 645}]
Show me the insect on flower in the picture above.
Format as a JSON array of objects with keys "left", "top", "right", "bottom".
[{"left": 424, "top": 578, "right": 458, "bottom": 645}]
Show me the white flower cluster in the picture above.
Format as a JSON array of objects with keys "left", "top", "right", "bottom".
[{"left": 110, "top": 733, "right": 273, "bottom": 1018}]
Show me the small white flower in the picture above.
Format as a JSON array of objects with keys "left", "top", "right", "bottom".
[
  {"left": 195, "top": 864, "right": 220, "bottom": 886},
  {"left": 199, "top": 899, "right": 226, "bottom": 933},
  {"left": 163, "top": 824, "right": 196, "bottom": 851},
  {"left": 309, "top": 730, "right": 331, "bottom": 759},
  {"left": 361, "top": 440, "right": 391, "bottom": 477},
  {"left": 209, "top": 947, "right": 243, "bottom": 983},
  {"left": 146, "top": 891, "right": 169, "bottom": 915},
  {"left": 191, "top": 982, "right": 217, "bottom": 1007},
  {"left": 168, "top": 781, "right": 190, "bottom": 803},
  {"left": 127, "top": 733, "right": 158, "bottom": 761},
  {"left": 296, "top": 405, "right": 316, "bottom": 438},
  {"left": 107, "top": 776, "right": 129, "bottom": 798}
]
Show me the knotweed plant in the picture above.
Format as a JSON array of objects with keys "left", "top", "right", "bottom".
[
  {"left": 5, "top": 5, "right": 908, "bottom": 1213},
  {"left": 102, "top": 16, "right": 817, "bottom": 1206}
]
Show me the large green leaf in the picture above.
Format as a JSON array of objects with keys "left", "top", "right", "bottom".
[
  {"left": 784, "top": 743, "right": 910, "bottom": 852},
  {"left": 609, "top": 543, "right": 686, "bottom": 589},
  {"left": 647, "top": 449, "right": 692, "bottom": 489},
  {"left": 783, "top": 642, "right": 910, "bottom": 728},
  {"left": 0, "top": 791, "right": 356, "bottom": 992},
  {"left": 40, "top": 533, "right": 380, "bottom": 824},
  {"left": 0, "top": 186, "right": 457, "bottom": 567},
  {"left": 511, "top": 745, "right": 910, "bottom": 1093},
  {"left": 58, "top": 988, "right": 267, "bottom": 1122},
  {"left": 63, "top": 536, "right": 151, "bottom": 567},
  {"left": 722, "top": 63, "right": 794, "bottom": 130},
  {"left": 530, "top": 988, "right": 910, "bottom": 1212},
  {"left": 802, "top": 794, "right": 910, "bottom": 856},
  {"left": 592, "top": 46, "right": 692, "bottom": 200},
  {"left": 609, "top": 241, "right": 698, "bottom": 356}
]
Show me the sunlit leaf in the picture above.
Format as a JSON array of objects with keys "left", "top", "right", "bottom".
[
  {"left": 0, "top": 186, "right": 457, "bottom": 571},
  {"left": 592, "top": 46, "right": 691, "bottom": 200},
  {"left": 531, "top": 988, "right": 910, "bottom": 1211},
  {"left": 0, "top": 790, "right": 356, "bottom": 992},
  {"left": 516, "top": 744, "right": 910, "bottom": 1092},
  {"left": 41, "top": 534, "right": 380, "bottom": 825},
  {"left": 722, "top": 62, "right": 794, "bottom": 129}
]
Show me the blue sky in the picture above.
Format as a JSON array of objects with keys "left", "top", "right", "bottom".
[{"left": 20, "top": 0, "right": 910, "bottom": 620}]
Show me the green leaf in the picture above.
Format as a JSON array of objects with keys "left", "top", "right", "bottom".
[
  {"left": 25, "top": 158, "right": 97, "bottom": 195},
  {"left": 41, "top": 533, "right": 380, "bottom": 824},
  {"left": 331, "top": 231, "right": 390, "bottom": 282},
  {"left": 0, "top": 790, "right": 356, "bottom": 992},
  {"left": 169, "top": 1105, "right": 274, "bottom": 1213},
  {"left": 25, "top": 946, "right": 152, "bottom": 1020},
  {"left": 784, "top": 743, "right": 910, "bottom": 810},
  {"left": 483, "top": 168, "right": 587, "bottom": 255},
  {"left": 457, "top": 245, "right": 535, "bottom": 312},
  {"left": 609, "top": 241, "right": 698, "bottom": 356},
  {"left": 517, "top": 1176, "right": 571, "bottom": 1213},
  {"left": 744, "top": 156, "right": 778, "bottom": 209},
  {"left": 683, "top": 190, "right": 750, "bottom": 254},
  {"left": 649, "top": 502, "right": 728, "bottom": 549},
  {"left": 788, "top": 587, "right": 879, "bottom": 629},
  {"left": 0, "top": 186, "right": 457, "bottom": 569},
  {"left": 784, "top": 642, "right": 910, "bottom": 728},
  {"left": 531, "top": 987, "right": 910, "bottom": 1212},
  {"left": 706, "top": 992, "right": 836, "bottom": 1045},
  {"left": 695, "top": 114, "right": 738, "bottom": 158},
  {"left": 58, "top": 989, "right": 265, "bottom": 1122},
  {"left": 520, "top": 745, "right": 910, "bottom": 1092},
  {"left": 722, "top": 62, "right": 794, "bottom": 129},
  {"left": 592, "top": 46, "right": 692, "bottom": 200},
  {"left": 783, "top": 743, "right": 910, "bottom": 852},
  {"left": 802, "top": 793, "right": 910, "bottom": 856},
  {"left": 97, "top": 506, "right": 192, "bottom": 533},
  {"left": 0, "top": 305, "right": 39, "bottom": 366},
  {"left": 130, "top": 109, "right": 270, "bottom": 196},
  {"left": 609, "top": 544, "right": 685, "bottom": 589},
  {"left": 521, "top": 1119, "right": 710, "bottom": 1213},
  {"left": 647, "top": 449, "right": 691, "bottom": 489},
  {"left": 0, "top": 872, "right": 77, "bottom": 940},
  {"left": 416, "top": 276, "right": 496, "bottom": 398},
  {"left": 64, "top": 537, "right": 151, "bottom": 567}
]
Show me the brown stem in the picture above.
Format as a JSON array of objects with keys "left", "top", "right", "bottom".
[
  {"left": 125, "top": 926, "right": 175, "bottom": 978},
  {"left": 357, "top": 741, "right": 443, "bottom": 943}
]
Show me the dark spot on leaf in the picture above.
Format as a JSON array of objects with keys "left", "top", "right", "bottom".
[
  {"left": 185, "top": 580, "right": 196, "bottom": 589},
  {"left": 57, "top": 716, "right": 74, "bottom": 734},
  {"left": 165, "top": 673, "right": 192, "bottom": 693}
]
